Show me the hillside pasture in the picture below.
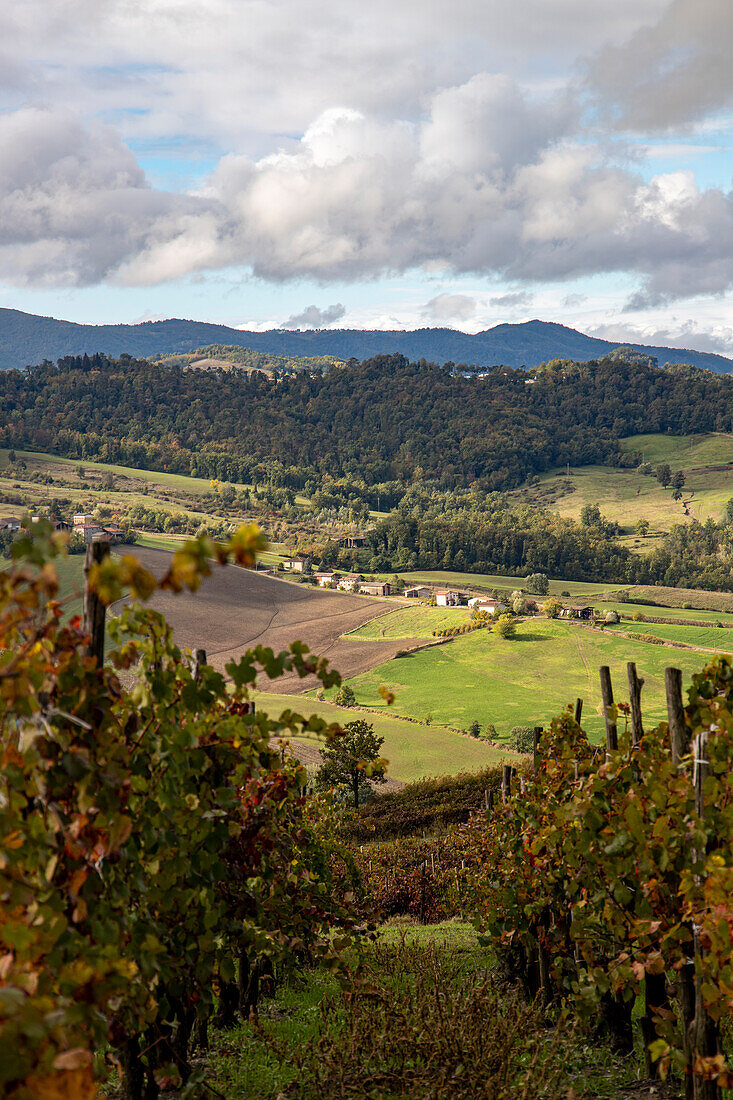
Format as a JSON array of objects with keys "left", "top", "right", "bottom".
[
  {"left": 345, "top": 619, "right": 717, "bottom": 742},
  {"left": 350, "top": 606, "right": 468, "bottom": 638},
  {"left": 254, "top": 692, "right": 509, "bottom": 782},
  {"left": 392, "top": 569, "right": 617, "bottom": 597},
  {"left": 511, "top": 432, "right": 733, "bottom": 534}
]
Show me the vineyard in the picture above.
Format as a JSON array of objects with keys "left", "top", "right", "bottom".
[{"left": 1, "top": 524, "right": 732, "bottom": 1098}]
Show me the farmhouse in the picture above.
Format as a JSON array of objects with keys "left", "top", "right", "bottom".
[
  {"left": 338, "top": 575, "right": 363, "bottom": 591},
  {"left": 560, "top": 605, "right": 593, "bottom": 620},
  {"left": 0, "top": 516, "right": 22, "bottom": 531},
  {"left": 472, "top": 600, "right": 507, "bottom": 615},
  {"left": 435, "top": 590, "right": 460, "bottom": 607},
  {"left": 404, "top": 585, "right": 431, "bottom": 599},
  {"left": 73, "top": 512, "right": 95, "bottom": 526},
  {"left": 282, "top": 556, "right": 311, "bottom": 574},
  {"left": 359, "top": 581, "right": 391, "bottom": 597},
  {"left": 314, "top": 571, "right": 339, "bottom": 587},
  {"left": 339, "top": 534, "right": 367, "bottom": 548}
]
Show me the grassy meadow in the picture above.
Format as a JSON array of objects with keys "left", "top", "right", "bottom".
[
  {"left": 343, "top": 618, "right": 721, "bottom": 742},
  {"left": 510, "top": 431, "right": 733, "bottom": 534},
  {"left": 391, "top": 568, "right": 618, "bottom": 597},
  {"left": 254, "top": 691, "right": 508, "bottom": 781}
]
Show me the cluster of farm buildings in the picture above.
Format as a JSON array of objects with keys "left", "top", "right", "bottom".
[
  {"left": 0, "top": 513, "right": 123, "bottom": 544},
  {"left": 280, "top": 556, "right": 597, "bottom": 618}
]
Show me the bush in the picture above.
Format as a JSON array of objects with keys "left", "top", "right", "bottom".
[
  {"left": 507, "top": 725, "right": 535, "bottom": 753},
  {"left": 603, "top": 609, "right": 620, "bottom": 624},
  {"left": 482, "top": 723, "right": 497, "bottom": 741},
  {"left": 493, "top": 614, "right": 516, "bottom": 639},
  {"left": 334, "top": 684, "right": 356, "bottom": 707}
]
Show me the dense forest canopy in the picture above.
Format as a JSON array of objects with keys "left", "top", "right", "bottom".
[{"left": 2, "top": 352, "right": 733, "bottom": 495}]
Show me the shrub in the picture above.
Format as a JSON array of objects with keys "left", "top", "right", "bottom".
[
  {"left": 334, "top": 683, "right": 356, "bottom": 707},
  {"left": 508, "top": 725, "right": 535, "bottom": 753},
  {"left": 493, "top": 613, "right": 516, "bottom": 639}
]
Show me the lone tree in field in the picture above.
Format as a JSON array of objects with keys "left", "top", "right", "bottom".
[
  {"left": 493, "top": 613, "right": 516, "bottom": 639},
  {"left": 315, "top": 720, "right": 387, "bottom": 807},
  {"left": 524, "top": 572, "right": 549, "bottom": 595},
  {"left": 656, "top": 462, "right": 672, "bottom": 487}
]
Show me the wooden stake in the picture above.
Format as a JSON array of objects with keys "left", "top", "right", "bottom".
[
  {"left": 533, "top": 726, "right": 542, "bottom": 774},
  {"left": 627, "top": 662, "right": 644, "bottom": 745},
  {"left": 501, "top": 764, "right": 512, "bottom": 804},
  {"left": 599, "top": 666, "right": 617, "bottom": 753},
  {"left": 665, "top": 667, "right": 689, "bottom": 764},
  {"left": 193, "top": 648, "right": 207, "bottom": 682},
  {"left": 574, "top": 698, "right": 583, "bottom": 725},
  {"left": 83, "top": 541, "right": 110, "bottom": 666},
  {"left": 691, "top": 730, "right": 720, "bottom": 1100}
]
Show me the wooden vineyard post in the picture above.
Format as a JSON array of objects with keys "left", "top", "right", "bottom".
[
  {"left": 599, "top": 666, "right": 618, "bottom": 753},
  {"left": 501, "top": 764, "right": 513, "bottom": 804},
  {"left": 83, "top": 541, "right": 110, "bottom": 666},
  {"left": 193, "top": 648, "right": 207, "bottom": 682},
  {"left": 665, "top": 667, "right": 690, "bottom": 764},
  {"left": 627, "top": 662, "right": 644, "bottom": 746},
  {"left": 574, "top": 698, "right": 583, "bottom": 725},
  {"left": 533, "top": 726, "right": 542, "bottom": 774},
  {"left": 691, "top": 729, "right": 720, "bottom": 1100}
]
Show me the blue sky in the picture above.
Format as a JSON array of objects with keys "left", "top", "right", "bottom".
[{"left": 1, "top": 0, "right": 733, "bottom": 354}]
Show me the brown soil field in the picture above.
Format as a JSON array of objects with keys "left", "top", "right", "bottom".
[{"left": 114, "top": 547, "right": 410, "bottom": 691}]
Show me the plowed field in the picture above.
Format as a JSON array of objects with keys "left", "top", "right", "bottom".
[{"left": 116, "top": 547, "right": 407, "bottom": 691}]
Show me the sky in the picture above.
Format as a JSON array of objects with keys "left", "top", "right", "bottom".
[{"left": 2, "top": 0, "right": 733, "bottom": 353}]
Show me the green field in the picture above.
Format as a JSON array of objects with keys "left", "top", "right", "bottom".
[
  {"left": 511, "top": 432, "right": 733, "bottom": 534},
  {"left": 351, "top": 606, "right": 469, "bottom": 638},
  {"left": 344, "top": 619, "right": 717, "bottom": 741},
  {"left": 254, "top": 692, "right": 508, "bottom": 781},
  {"left": 608, "top": 619, "right": 733, "bottom": 651},
  {"left": 391, "top": 569, "right": 618, "bottom": 597}
]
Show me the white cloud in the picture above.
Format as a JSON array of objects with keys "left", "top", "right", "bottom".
[
  {"left": 282, "top": 302, "right": 345, "bottom": 328},
  {"left": 423, "top": 293, "right": 477, "bottom": 322},
  {"left": 587, "top": 0, "right": 733, "bottom": 131},
  {"left": 588, "top": 320, "right": 733, "bottom": 357},
  {"left": 3, "top": 87, "right": 733, "bottom": 308}
]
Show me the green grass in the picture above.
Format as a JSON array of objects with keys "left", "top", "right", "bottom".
[
  {"left": 53, "top": 554, "right": 85, "bottom": 619},
  {"left": 621, "top": 432, "right": 733, "bottom": 469},
  {"left": 603, "top": 601, "right": 733, "bottom": 623},
  {"left": 351, "top": 606, "right": 469, "bottom": 638},
  {"left": 511, "top": 432, "right": 733, "bottom": 534},
  {"left": 609, "top": 619, "right": 733, "bottom": 651},
  {"left": 345, "top": 619, "right": 716, "bottom": 741},
  {"left": 390, "top": 569, "right": 616, "bottom": 597},
  {"left": 0, "top": 447, "right": 222, "bottom": 496},
  {"left": 253, "top": 692, "right": 509, "bottom": 781}
]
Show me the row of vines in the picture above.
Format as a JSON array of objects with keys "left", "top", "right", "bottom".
[
  {"left": 355, "top": 667, "right": 733, "bottom": 1098},
  {"left": 0, "top": 527, "right": 364, "bottom": 1100}
]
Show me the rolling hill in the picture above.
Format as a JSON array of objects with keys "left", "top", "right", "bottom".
[{"left": 1, "top": 308, "right": 732, "bottom": 373}]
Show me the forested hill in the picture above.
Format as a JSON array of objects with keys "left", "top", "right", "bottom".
[
  {"left": 2, "top": 352, "right": 733, "bottom": 492},
  {"left": 2, "top": 307, "right": 733, "bottom": 373}
]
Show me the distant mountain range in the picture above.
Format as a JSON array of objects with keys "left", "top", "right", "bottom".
[{"left": 1, "top": 307, "right": 732, "bottom": 374}]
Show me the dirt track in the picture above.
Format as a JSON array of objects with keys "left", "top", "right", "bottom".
[{"left": 115, "top": 547, "right": 407, "bottom": 691}]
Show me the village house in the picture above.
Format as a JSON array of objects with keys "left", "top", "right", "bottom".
[
  {"left": 73, "top": 512, "right": 96, "bottom": 527},
  {"left": 0, "top": 517, "right": 22, "bottom": 531},
  {"left": 282, "top": 556, "right": 311, "bottom": 574},
  {"left": 338, "top": 575, "right": 363, "bottom": 592},
  {"left": 314, "top": 571, "right": 339, "bottom": 587},
  {"left": 359, "top": 581, "right": 391, "bottom": 597},
  {"left": 404, "top": 585, "right": 431, "bottom": 599},
  {"left": 472, "top": 600, "right": 507, "bottom": 615},
  {"left": 559, "top": 605, "right": 593, "bottom": 620},
  {"left": 435, "top": 590, "right": 460, "bottom": 607}
]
